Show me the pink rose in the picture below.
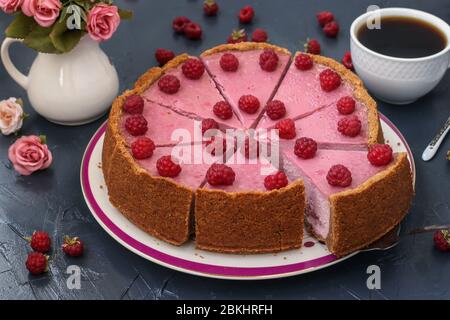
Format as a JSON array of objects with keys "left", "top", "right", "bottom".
[
  {"left": 87, "top": 4, "right": 120, "bottom": 42},
  {"left": 8, "top": 135, "right": 53, "bottom": 176},
  {"left": 0, "top": 0, "right": 23, "bottom": 13},
  {"left": 22, "top": 0, "right": 61, "bottom": 27},
  {"left": 0, "top": 98, "right": 24, "bottom": 135}
]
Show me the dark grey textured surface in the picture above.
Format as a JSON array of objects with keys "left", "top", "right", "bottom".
[{"left": 0, "top": 0, "right": 449, "bottom": 300}]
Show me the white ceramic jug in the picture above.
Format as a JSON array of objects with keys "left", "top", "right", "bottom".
[{"left": 1, "top": 36, "right": 119, "bottom": 125}]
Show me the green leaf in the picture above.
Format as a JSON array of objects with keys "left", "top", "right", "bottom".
[
  {"left": 23, "top": 25, "right": 61, "bottom": 54},
  {"left": 5, "top": 13, "right": 37, "bottom": 39},
  {"left": 118, "top": 9, "right": 133, "bottom": 20},
  {"left": 50, "top": 20, "right": 84, "bottom": 53}
]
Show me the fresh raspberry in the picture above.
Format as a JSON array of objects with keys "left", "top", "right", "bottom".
[
  {"left": 26, "top": 252, "right": 48, "bottom": 275},
  {"left": 205, "top": 135, "right": 227, "bottom": 156},
  {"left": 242, "top": 137, "right": 260, "bottom": 159},
  {"left": 158, "top": 75, "right": 180, "bottom": 94},
  {"left": 62, "top": 236, "right": 84, "bottom": 257},
  {"left": 28, "top": 231, "right": 51, "bottom": 253},
  {"left": 206, "top": 164, "right": 235, "bottom": 186},
  {"left": 131, "top": 137, "right": 155, "bottom": 160},
  {"left": 338, "top": 115, "right": 361, "bottom": 137},
  {"left": 155, "top": 48, "right": 175, "bottom": 66},
  {"left": 264, "top": 171, "right": 289, "bottom": 191},
  {"left": 220, "top": 53, "right": 239, "bottom": 72},
  {"left": 319, "top": 69, "right": 341, "bottom": 92},
  {"left": 227, "top": 29, "right": 247, "bottom": 44},
  {"left": 125, "top": 115, "right": 148, "bottom": 136},
  {"left": 275, "top": 118, "right": 296, "bottom": 140},
  {"left": 294, "top": 137, "right": 317, "bottom": 159},
  {"left": 295, "top": 53, "right": 314, "bottom": 71},
  {"left": 182, "top": 58, "right": 205, "bottom": 80},
  {"left": 156, "top": 155, "right": 182, "bottom": 177},
  {"left": 316, "top": 11, "right": 335, "bottom": 27},
  {"left": 238, "top": 5, "right": 254, "bottom": 24},
  {"left": 305, "top": 39, "right": 321, "bottom": 55},
  {"left": 434, "top": 229, "right": 450, "bottom": 252},
  {"left": 367, "top": 144, "right": 393, "bottom": 166},
  {"left": 201, "top": 118, "right": 219, "bottom": 136},
  {"left": 266, "top": 100, "right": 286, "bottom": 120},
  {"left": 203, "top": 0, "right": 219, "bottom": 16},
  {"left": 213, "top": 101, "right": 233, "bottom": 120},
  {"left": 327, "top": 164, "right": 352, "bottom": 187},
  {"left": 337, "top": 96, "right": 356, "bottom": 115},
  {"left": 259, "top": 49, "right": 279, "bottom": 72},
  {"left": 184, "top": 22, "right": 202, "bottom": 40},
  {"left": 323, "top": 21, "right": 340, "bottom": 37},
  {"left": 238, "top": 95, "right": 260, "bottom": 114},
  {"left": 172, "top": 16, "right": 191, "bottom": 34},
  {"left": 123, "top": 94, "right": 144, "bottom": 114},
  {"left": 342, "top": 51, "right": 354, "bottom": 70},
  {"left": 252, "top": 28, "right": 268, "bottom": 42}
]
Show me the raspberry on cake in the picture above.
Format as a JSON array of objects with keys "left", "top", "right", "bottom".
[
  {"left": 158, "top": 75, "right": 181, "bottom": 94},
  {"left": 123, "top": 94, "right": 144, "bottom": 114},
  {"left": 266, "top": 100, "right": 286, "bottom": 120},
  {"left": 238, "top": 94, "right": 260, "bottom": 114},
  {"left": 220, "top": 53, "right": 239, "bottom": 72},
  {"left": 157, "top": 155, "right": 182, "bottom": 178},
  {"left": 182, "top": 58, "right": 205, "bottom": 80},
  {"left": 125, "top": 115, "right": 148, "bottom": 136},
  {"left": 264, "top": 171, "right": 289, "bottom": 190},
  {"left": 213, "top": 101, "right": 234, "bottom": 120},
  {"left": 320, "top": 69, "right": 342, "bottom": 92},
  {"left": 259, "top": 49, "right": 279, "bottom": 72},
  {"left": 337, "top": 96, "right": 356, "bottom": 115},
  {"left": 294, "top": 137, "right": 318, "bottom": 159},
  {"left": 275, "top": 118, "right": 296, "bottom": 140},
  {"left": 368, "top": 144, "right": 393, "bottom": 166},
  {"left": 201, "top": 118, "right": 219, "bottom": 135},
  {"left": 206, "top": 163, "right": 236, "bottom": 186},
  {"left": 295, "top": 53, "right": 314, "bottom": 71},
  {"left": 327, "top": 164, "right": 352, "bottom": 187},
  {"left": 131, "top": 137, "right": 155, "bottom": 160},
  {"left": 338, "top": 115, "right": 362, "bottom": 137}
]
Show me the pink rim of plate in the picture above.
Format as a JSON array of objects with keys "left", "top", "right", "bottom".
[{"left": 80, "top": 113, "right": 415, "bottom": 278}]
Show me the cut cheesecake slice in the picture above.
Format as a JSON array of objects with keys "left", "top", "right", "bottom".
[
  {"left": 283, "top": 148, "right": 413, "bottom": 256},
  {"left": 139, "top": 54, "right": 242, "bottom": 129},
  {"left": 258, "top": 53, "right": 362, "bottom": 129},
  {"left": 195, "top": 152, "right": 305, "bottom": 253},
  {"left": 201, "top": 43, "right": 291, "bottom": 129}
]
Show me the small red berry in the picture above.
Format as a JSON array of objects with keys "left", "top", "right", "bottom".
[
  {"left": 367, "top": 144, "right": 393, "bottom": 166},
  {"left": 275, "top": 118, "right": 296, "bottom": 140},
  {"left": 337, "top": 96, "right": 356, "bottom": 115},
  {"left": 125, "top": 115, "right": 148, "bottom": 136},
  {"left": 158, "top": 75, "right": 181, "bottom": 94},
  {"left": 238, "top": 5, "right": 254, "bottom": 24},
  {"left": 295, "top": 53, "right": 314, "bottom": 71},
  {"left": 156, "top": 155, "right": 182, "bottom": 177},
  {"left": 342, "top": 51, "right": 354, "bottom": 70},
  {"left": 29, "top": 231, "right": 51, "bottom": 253},
  {"left": 184, "top": 22, "right": 202, "bottom": 40},
  {"left": 172, "top": 16, "right": 191, "bottom": 34},
  {"left": 327, "top": 164, "right": 352, "bottom": 187},
  {"left": 201, "top": 118, "right": 219, "bottom": 136},
  {"left": 26, "top": 252, "right": 48, "bottom": 275},
  {"left": 227, "top": 29, "right": 247, "bottom": 44},
  {"left": 338, "top": 115, "right": 362, "bottom": 137},
  {"left": 206, "top": 163, "right": 235, "bottom": 186},
  {"left": 238, "top": 95, "right": 260, "bottom": 114},
  {"left": 182, "top": 58, "right": 205, "bottom": 80},
  {"left": 259, "top": 49, "right": 279, "bottom": 72},
  {"left": 203, "top": 0, "right": 219, "bottom": 16},
  {"left": 294, "top": 137, "right": 318, "bottom": 159},
  {"left": 155, "top": 48, "right": 175, "bottom": 66},
  {"left": 123, "top": 94, "right": 144, "bottom": 114},
  {"left": 62, "top": 236, "right": 84, "bottom": 257},
  {"left": 316, "top": 11, "right": 335, "bottom": 27},
  {"left": 305, "top": 39, "right": 321, "bottom": 55},
  {"left": 266, "top": 100, "right": 286, "bottom": 120},
  {"left": 213, "top": 101, "right": 233, "bottom": 120},
  {"left": 252, "top": 28, "right": 268, "bottom": 42},
  {"left": 131, "top": 137, "right": 156, "bottom": 160},
  {"left": 220, "top": 53, "right": 239, "bottom": 72},
  {"left": 323, "top": 21, "right": 340, "bottom": 38},
  {"left": 434, "top": 229, "right": 450, "bottom": 252},
  {"left": 264, "top": 171, "right": 289, "bottom": 190},
  {"left": 319, "top": 69, "right": 341, "bottom": 92}
]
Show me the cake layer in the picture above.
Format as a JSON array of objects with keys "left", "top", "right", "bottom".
[
  {"left": 140, "top": 55, "right": 242, "bottom": 129},
  {"left": 201, "top": 43, "right": 291, "bottom": 129}
]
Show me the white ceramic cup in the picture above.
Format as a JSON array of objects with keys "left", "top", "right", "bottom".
[{"left": 350, "top": 8, "right": 450, "bottom": 105}]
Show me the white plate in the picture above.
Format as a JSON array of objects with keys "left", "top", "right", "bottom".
[{"left": 80, "top": 114, "right": 415, "bottom": 280}]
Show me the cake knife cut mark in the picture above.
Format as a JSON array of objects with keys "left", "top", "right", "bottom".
[{"left": 422, "top": 116, "right": 450, "bottom": 161}]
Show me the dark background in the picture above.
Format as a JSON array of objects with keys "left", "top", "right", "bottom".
[{"left": 0, "top": 0, "right": 449, "bottom": 300}]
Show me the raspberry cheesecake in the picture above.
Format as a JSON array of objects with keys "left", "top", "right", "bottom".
[{"left": 103, "top": 42, "right": 414, "bottom": 256}]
